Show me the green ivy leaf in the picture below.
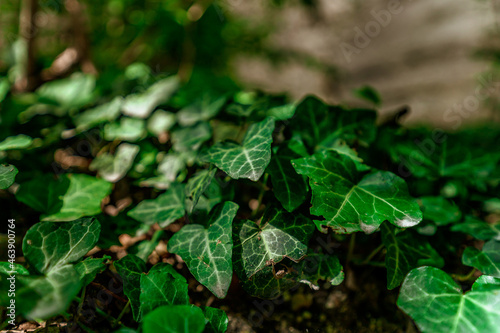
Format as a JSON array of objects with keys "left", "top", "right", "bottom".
[
  {"left": 398, "top": 266, "right": 500, "bottom": 333},
  {"left": 171, "top": 122, "right": 212, "bottom": 152},
  {"left": 293, "top": 150, "right": 422, "bottom": 234},
  {"left": 0, "top": 164, "right": 18, "bottom": 189},
  {"left": 36, "top": 73, "right": 95, "bottom": 109},
  {"left": 0, "top": 134, "right": 33, "bottom": 150},
  {"left": 121, "top": 76, "right": 179, "bottom": 118},
  {"left": 237, "top": 262, "right": 297, "bottom": 298},
  {"left": 177, "top": 95, "right": 226, "bottom": 127},
  {"left": 168, "top": 202, "right": 238, "bottom": 298},
  {"left": 451, "top": 216, "right": 500, "bottom": 241},
  {"left": 90, "top": 143, "right": 140, "bottom": 182},
  {"left": 419, "top": 196, "right": 461, "bottom": 226},
  {"left": 184, "top": 168, "right": 216, "bottom": 213},
  {"left": 0, "top": 262, "right": 29, "bottom": 275},
  {"left": 233, "top": 206, "right": 314, "bottom": 280},
  {"left": 139, "top": 263, "right": 189, "bottom": 317},
  {"left": 296, "top": 253, "right": 344, "bottom": 289},
  {"left": 462, "top": 240, "right": 500, "bottom": 277},
  {"left": 147, "top": 110, "right": 176, "bottom": 136},
  {"left": 74, "top": 97, "right": 123, "bottom": 132},
  {"left": 381, "top": 222, "right": 444, "bottom": 289},
  {"left": 202, "top": 307, "right": 229, "bottom": 333},
  {"left": 267, "top": 143, "right": 308, "bottom": 212},
  {"left": 104, "top": 117, "right": 146, "bottom": 142},
  {"left": 141, "top": 305, "right": 206, "bottom": 333},
  {"left": 205, "top": 117, "right": 275, "bottom": 181},
  {"left": 22, "top": 217, "right": 101, "bottom": 274},
  {"left": 128, "top": 183, "right": 185, "bottom": 227},
  {"left": 75, "top": 256, "right": 110, "bottom": 287},
  {"left": 290, "top": 96, "right": 376, "bottom": 149},
  {"left": 16, "top": 174, "right": 112, "bottom": 221},
  {"left": 13, "top": 265, "right": 82, "bottom": 320},
  {"left": 114, "top": 255, "right": 146, "bottom": 321}
]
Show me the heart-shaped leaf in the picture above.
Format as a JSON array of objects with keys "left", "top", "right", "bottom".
[
  {"left": 74, "top": 96, "right": 123, "bottom": 132},
  {"left": 121, "top": 76, "right": 179, "bottom": 118},
  {"left": 171, "top": 122, "right": 212, "bottom": 152},
  {"left": 184, "top": 168, "right": 216, "bottom": 213},
  {"left": 289, "top": 95, "right": 376, "bottom": 149},
  {"left": 202, "top": 307, "right": 229, "bottom": 333},
  {"left": 90, "top": 143, "right": 140, "bottom": 182},
  {"left": 381, "top": 222, "right": 444, "bottom": 289},
  {"left": 128, "top": 183, "right": 185, "bottom": 227},
  {"left": 462, "top": 240, "right": 500, "bottom": 277},
  {"left": 139, "top": 263, "right": 189, "bottom": 317},
  {"left": 451, "top": 216, "right": 500, "bottom": 241},
  {"left": 398, "top": 266, "right": 500, "bottom": 333},
  {"left": 23, "top": 217, "right": 100, "bottom": 274},
  {"left": 75, "top": 256, "right": 110, "bottom": 286},
  {"left": 293, "top": 150, "right": 422, "bottom": 234},
  {"left": 8, "top": 265, "right": 82, "bottom": 320},
  {"left": 0, "top": 164, "right": 18, "bottom": 189},
  {"left": 205, "top": 117, "right": 275, "bottom": 181},
  {"left": 267, "top": 143, "right": 308, "bottom": 212},
  {"left": 114, "top": 254, "right": 146, "bottom": 321},
  {"left": 168, "top": 202, "right": 239, "bottom": 298},
  {"left": 16, "top": 174, "right": 112, "bottom": 221},
  {"left": 141, "top": 305, "right": 205, "bottom": 333},
  {"left": 233, "top": 206, "right": 314, "bottom": 280}
]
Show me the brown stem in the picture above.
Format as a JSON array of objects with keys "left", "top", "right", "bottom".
[{"left": 15, "top": 0, "right": 38, "bottom": 92}]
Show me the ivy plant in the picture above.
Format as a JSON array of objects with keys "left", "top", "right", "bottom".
[{"left": 1, "top": 71, "right": 500, "bottom": 332}]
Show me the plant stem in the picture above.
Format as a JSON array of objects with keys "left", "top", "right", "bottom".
[
  {"left": 251, "top": 173, "right": 269, "bottom": 219},
  {"left": 453, "top": 268, "right": 477, "bottom": 282},
  {"left": 116, "top": 300, "right": 130, "bottom": 324},
  {"left": 346, "top": 233, "right": 356, "bottom": 265},
  {"left": 361, "top": 243, "right": 385, "bottom": 264}
]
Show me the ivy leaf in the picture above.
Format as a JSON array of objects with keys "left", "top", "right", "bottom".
[
  {"left": 289, "top": 96, "right": 376, "bottom": 149},
  {"left": 327, "top": 142, "right": 370, "bottom": 172},
  {"left": 235, "top": 263, "right": 297, "bottom": 298},
  {"left": 205, "top": 117, "right": 275, "bottom": 181},
  {"left": 462, "top": 240, "right": 500, "bottom": 278},
  {"left": 141, "top": 305, "right": 206, "bottom": 333},
  {"left": 0, "top": 262, "right": 29, "bottom": 275},
  {"left": 22, "top": 217, "right": 100, "bottom": 275},
  {"left": 13, "top": 265, "right": 82, "bottom": 320},
  {"left": 293, "top": 150, "right": 422, "bottom": 234},
  {"left": 296, "top": 253, "right": 344, "bottom": 290},
  {"left": 139, "top": 263, "right": 189, "bottom": 317},
  {"left": 0, "top": 134, "right": 33, "bottom": 150},
  {"left": 451, "top": 216, "right": 500, "bottom": 241},
  {"left": 16, "top": 174, "right": 112, "bottom": 221},
  {"left": 202, "top": 307, "right": 229, "bottom": 333},
  {"left": 36, "top": 73, "right": 95, "bottom": 109},
  {"left": 171, "top": 122, "right": 212, "bottom": 152},
  {"left": 419, "top": 196, "right": 461, "bottom": 226},
  {"left": 74, "top": 96, "right": 123, "bottom": 132},
  {"left": 168, "top": 202, "right": 239, "bottom": 298},
  {"left": 75, "top": 256, "right": 110, "bottom": 287},
  {"left": 90, "top": 143, "right": 140, "bottom": 182},
  {"left": 0, "top": 164, "right": 18, "bottom": 189},
  {"left": 104, "top": 117, "right": 146, "bottom": 142},
  {"left": 114, "top": 254, "right": 146, "bottom": 321},
  {"left": 381, "top": 222, "right": 444, "bottom": 289},
  {"left": 147, "top": 110, "right": 176, "bottom": 137},
  {"left": 184, "top": 168, "right": 216, "bottom": 213},
  {"left": 398, "top": 266, "right": 500, "bottom": 333},
  {"left": 177, "top": 95, "right": 226, "bottom": 126},
  {"left": 233, "top": 206, "right": 314, "bottom": 280},
  {"left": 267, "top": 143, "right": 308, "bottom": 212},
  {"left": 128, "top": 183, "right": 185, "bottom": 228},
  {"left": 121, "top": 76, "right": 179, "bottom": 118}
]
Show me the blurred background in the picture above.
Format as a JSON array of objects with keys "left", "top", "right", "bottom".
[{"left": 1, "top": 0, "right": 500, "bottom": 125}]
